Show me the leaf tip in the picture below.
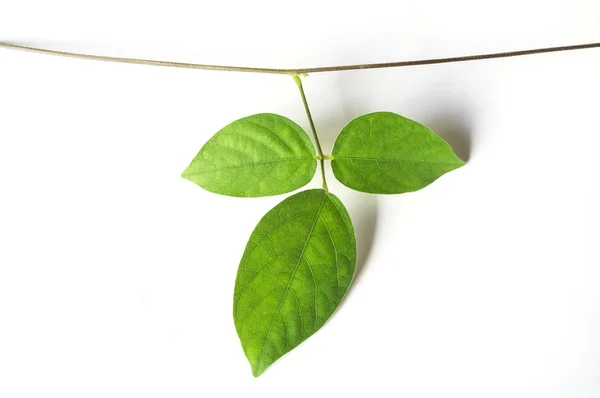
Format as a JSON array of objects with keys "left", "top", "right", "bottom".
[
  {"left": 251, "top": 364, "right": 265, "bottom": 378},
  {"left": 180, "top": 165, "right": 194, "bottom": 181}
]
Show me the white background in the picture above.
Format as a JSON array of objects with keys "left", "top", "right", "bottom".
[{"left": 1, "top": 1, "right": 599, "bottom": 397}]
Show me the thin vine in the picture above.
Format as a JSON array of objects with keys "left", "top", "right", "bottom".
[{"left": 1, "top": 42, "right": 598, "bottom": 75}]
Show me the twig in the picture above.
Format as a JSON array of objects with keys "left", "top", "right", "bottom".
[{"left": 0, "top": 42, "right": 598, "bottom": 75}]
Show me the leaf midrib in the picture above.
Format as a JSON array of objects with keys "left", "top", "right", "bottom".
[
  {"left": 184, "top": 157, "right": 314, "bottom": 176},
  {"left": 335, "top": 157, "right": 463, "bottom": 166},
  {"left": 255, "top": 192, "right": 328, "bottom": 373}
]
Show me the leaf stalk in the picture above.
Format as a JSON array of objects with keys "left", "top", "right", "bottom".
[{"left": 293, "top": 75, "right": 328, "bottom": 192}]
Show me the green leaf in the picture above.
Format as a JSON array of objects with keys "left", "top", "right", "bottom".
[
  {"left": 233, "top": 189, "right": 356, "bottom": 377},
  {"left": 182, "top": 113, "right": 317, "bottom": 197},
  {"left": 331, "top": 112, "right": 465, "bottom": 194}
]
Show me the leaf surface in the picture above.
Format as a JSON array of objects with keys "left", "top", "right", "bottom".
[
  {"left": 182, "top": 113, "right": 317, "bottom": 197},
  {"left": 234, "top": 189, "right": 356, "bottom": 376},
  {"left": 332, "top": 112, "right": 464, "bottom": 194}
]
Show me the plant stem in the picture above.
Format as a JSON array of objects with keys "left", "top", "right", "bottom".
[
  {"left": 1, "top": 42, "right": 598, "bottom": 75},
  {"left": 293, "top": 75, "right": 328, "bottom": 192}
]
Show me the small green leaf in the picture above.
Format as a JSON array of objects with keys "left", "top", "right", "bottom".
[
  {"left": 234, "top": 189, "right": 356, "bottom": 377},
  {"left": 331, "top": 112, "right": 465, "bottom": 194},
  {"left": 182, "top": 113, "right": 317, "bottom": 197}
]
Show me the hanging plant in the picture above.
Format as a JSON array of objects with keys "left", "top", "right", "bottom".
[{"left": 1, "top": 41, "right": 597, "bottom": 377}]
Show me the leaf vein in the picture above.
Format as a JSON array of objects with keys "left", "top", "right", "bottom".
[
  {"left": 320, "top": 214, "right": 340, "bottom": 298},
  {"left": 255, "top": 194, "right": 327, "bottom": 369}
]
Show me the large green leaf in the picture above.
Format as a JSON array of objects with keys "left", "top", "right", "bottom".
[
  {"left": 233, "top": 189, "right": 356, "bottom": 377},
  {"left": 331, "top": 112, "right": 465, "bottom": 194},
  {"left": 182, "top": 113, "right": 317, "bottom": 197}
]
